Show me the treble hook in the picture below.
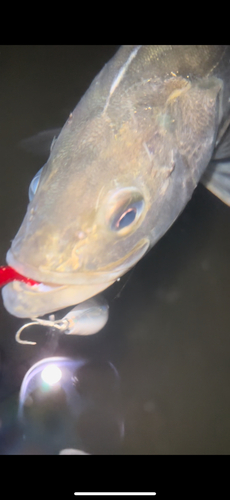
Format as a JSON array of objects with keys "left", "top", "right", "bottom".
[{"left": 15, "top": 316, "right": 69, "bottom": 345}]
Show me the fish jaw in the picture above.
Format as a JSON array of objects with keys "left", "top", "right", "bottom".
[
  {"left": 3, "top": 250, "right": 116, "bottom": 318},
  {"left": 3, "top": 238, "right": 149, "bottom": 318},
  {"left": 6, "top": 237, "right": 150, "bottom": 285},
  {"left": 1, "top": 279, "right": 115, "bottom": 318}
]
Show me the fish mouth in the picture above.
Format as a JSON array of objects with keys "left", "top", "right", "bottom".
[
  {"left": 3, "top": 239, "right": 149, "bottom": 318},
  {"left": 6, "top": 238, "right": 150, "bottom": 286},
  {"left": 2, "top": 277, "right": 114, "bottom": 318}
]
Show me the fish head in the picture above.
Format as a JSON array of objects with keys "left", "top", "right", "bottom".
[
  {"left": 4, "top": 97, "right": 180, "bottom": 318},
  {"left": 3, "top": 54, "right": 221, "bottom": 318}
]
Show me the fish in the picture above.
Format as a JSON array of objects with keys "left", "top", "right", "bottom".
[{"left": 2, "top": 45, "right": 230, "bottom": 322}]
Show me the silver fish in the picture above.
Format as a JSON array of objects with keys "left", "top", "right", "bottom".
[{"left": 3, "top": 45, "right": 230, "bottom": 324}]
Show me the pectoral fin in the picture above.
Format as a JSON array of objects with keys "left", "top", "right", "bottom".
[
  {"left": 213, "top": 122, "right": 230, "bottom": 160},
  {"left": 201, "top": 159, "right": 230, "bottom": 206}
]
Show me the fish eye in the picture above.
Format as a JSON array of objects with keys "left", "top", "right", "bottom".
[
  {"left": 116, "top": 207, "right": 137, "bottom": 229},
  {"left": 108, "top": 188, "right": 145, "bottom": 233},
  {"left": 28, "top": 167, "right": 43, "bottom": 201}
]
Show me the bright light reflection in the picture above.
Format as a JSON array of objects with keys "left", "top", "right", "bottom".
[{"left": 41, "top": 365, "right": 62, "bottom": 386}]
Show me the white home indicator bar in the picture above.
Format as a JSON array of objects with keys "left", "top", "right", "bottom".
[{"left": 74, "top": 494, "right": 156, "bottom": 496}]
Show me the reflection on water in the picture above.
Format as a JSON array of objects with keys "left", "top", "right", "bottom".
[{"left": 17, "top": 357, "right": 123, "bottom": 455}]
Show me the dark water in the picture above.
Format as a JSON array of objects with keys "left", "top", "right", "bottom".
[{"left": 0, "top": 45, "right": 230, "bottom": 456}]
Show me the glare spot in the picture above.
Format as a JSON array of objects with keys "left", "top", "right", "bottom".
[{"left": 41, "top": 365, "right": 62, "bottom": 386}]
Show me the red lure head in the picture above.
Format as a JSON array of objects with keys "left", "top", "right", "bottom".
[{"left": 0, "top": 266, "right": 39, "bottom": 287}]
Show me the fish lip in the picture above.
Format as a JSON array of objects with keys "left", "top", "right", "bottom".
[
  {"left": 6, "top": 238, "right": 150, "bottom": 287},
  {"left": 6, "top": 249, "right": 119, "bottom": 286},
  {"left": 2, "top": 277, "right": 114, "bottom": 318}
]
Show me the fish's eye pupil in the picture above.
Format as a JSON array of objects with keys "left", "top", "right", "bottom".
[
  {"left": 109, "top": 191, "right": 145, "bottom": 233},
  {"left": 116, "top": 207, "right": 137, "bottom": 230}
]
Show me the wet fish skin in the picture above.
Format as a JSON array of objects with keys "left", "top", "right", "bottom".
[{"left": 3, "top": 45, "right": 230, "bottom": 318}]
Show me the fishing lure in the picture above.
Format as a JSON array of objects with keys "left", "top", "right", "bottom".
[
  {"left": 0, "top": 265, "right": 39, "bottom": 287},
  {"left": 0, "top": 266, "right": 108, "bottom": 345}
]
